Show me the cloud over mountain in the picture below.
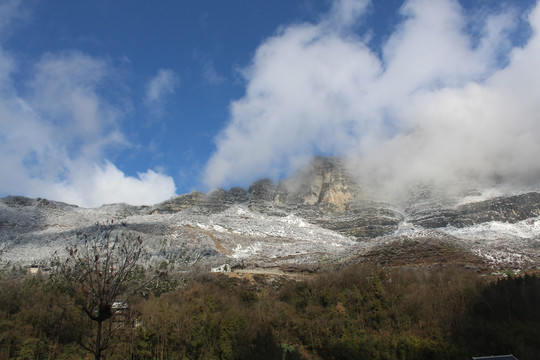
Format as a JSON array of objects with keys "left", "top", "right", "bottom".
[{"left": 204, "top": 0, "right": 540, "bottom": 193}]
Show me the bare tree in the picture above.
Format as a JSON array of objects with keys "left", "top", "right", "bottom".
[{"left": 55, "top": 221, "right": 144, "bottom": 360}]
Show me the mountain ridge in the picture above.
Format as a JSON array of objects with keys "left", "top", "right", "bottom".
[{"left": 2, "top": 157, "right": 540, "bottom": 273}]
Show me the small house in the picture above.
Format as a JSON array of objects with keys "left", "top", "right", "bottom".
[
  {"left": 27, "top": 265, "right": 40, "bottom": 275},
  {"left": 27, "top": 265, "right": 50, "bottom": 276},
  {"left": 112, "top": 301, "right": 130, "bottom": 323}
]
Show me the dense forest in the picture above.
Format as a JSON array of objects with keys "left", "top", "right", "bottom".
[{"left": 1, "top": 263, "right": 539, "bottom": 360}]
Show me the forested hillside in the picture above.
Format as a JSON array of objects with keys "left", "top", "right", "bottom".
[{"left": 1, "top": 264, "right": 539, "bottom": 359}]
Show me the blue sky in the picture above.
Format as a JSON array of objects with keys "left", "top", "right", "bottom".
[{"left": 1, "top": 0, "right": 539, "bottom": 207}]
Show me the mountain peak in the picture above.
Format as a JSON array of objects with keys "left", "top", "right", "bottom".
[{"left": 276, "top": 156, "right": 360, "bottom": 209}]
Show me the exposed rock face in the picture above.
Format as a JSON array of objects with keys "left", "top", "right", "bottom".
[
  {"left": 151, "top": 188, "right": 249, "bottom": 214},
  {"left": 311, "top": 202, "right": 403, "bottom": 238},
  {"left": 410, "top": 193, "right": 540, "bottom": 229},
  {"left": 196, "top": 157, "right": 402, "bottom": 238},
  {"left": 248, "top": 179, "right": 277, "bottom": 212},
  {"left": 276, "top": 156, "right": 359, "bottom": 209},
  {"left": 208, "top": 187, "right": 249, "bottom": 213},
  {"left": 149, "top": 157, "right": 403, "bottom": 238},
  {"left": 151, "top": 191, "right": 208, "bottom": 213}
]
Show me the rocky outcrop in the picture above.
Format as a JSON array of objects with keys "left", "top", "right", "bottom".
[
  {"left": 276, "top": 156, "right": 361, "bottom": 209},
  {"left": 411, "top": 192, "right": 540, "bottom": 228},
  {"left": 151, "top": 187, "right": 249, "bottom": 214},
  {"left": 151, "top": 191, "right": 208, "bottom": 213},
  {"left": 248, "top": 179, "right": 278, "bottom": 212},
  {"left": 148, "top": 157, "right": 403, "bottom": 238},
  {"left": 310, "top": 203, "right": 403, "bottom": 238},
  {"left": 208, "top": 187, "right": 249, "bottom": 212},
  {"left": 240, "top": 157, "right": 404, "bottom": 238}
]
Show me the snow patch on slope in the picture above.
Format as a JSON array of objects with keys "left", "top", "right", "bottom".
[
  {"left": 445, "top": 218, "right": 540, "bottom": 240},
  {"left": 185, "top": 205, "right": 355, "bottom": 245}
]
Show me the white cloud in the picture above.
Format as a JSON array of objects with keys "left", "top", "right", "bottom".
[
  {"left": 144, "top": 68, "right": 179, "bottom": 105},
  {"left": 204, "top": 22, "right": 382, "bottom": 186},
  {"left": 204, "top": 0, "right": 540, "bottom": 194},
  {"left": 28, "top": 51, "right": 125, "bottom": 158},
  {"left": 0, "top": 20, "right": 176, "bottom": 207},
  {"left": 33, "top": 161, "right": 176, "bottom": 208},
  {"left": 326, "top": 0, "right": 370, "bottom": 29}
]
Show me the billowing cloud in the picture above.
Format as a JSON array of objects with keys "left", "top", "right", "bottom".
[
  {"left": 144, "top": 68, "right": 179, "bottom": 105},
  {"left": 30, "top": 161, "right": 176, "bottom": 208},
  {"left": 0, "top": 8, "right": 176, "bottom": 207},
  {"left": 204, "top": 0, "right": 540, "bottom": 194}
]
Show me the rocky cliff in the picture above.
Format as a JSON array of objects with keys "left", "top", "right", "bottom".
[{"left": 151, "top": 157, "right": 404, "bottom": 238}]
